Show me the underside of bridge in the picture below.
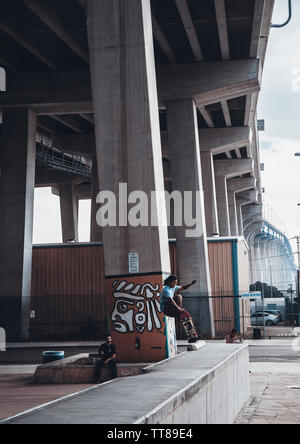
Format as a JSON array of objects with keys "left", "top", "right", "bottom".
[{"left": 0, "top": 0, "right": 296, "bottom": 349}]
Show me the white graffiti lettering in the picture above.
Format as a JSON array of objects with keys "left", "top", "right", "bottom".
[{"left": 111, "top": 281, "right": 162, "bottom": 334}]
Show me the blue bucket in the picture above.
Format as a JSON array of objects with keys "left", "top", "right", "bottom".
[{"left": 42, "top": 351, "right": 65, "bottom": 364}]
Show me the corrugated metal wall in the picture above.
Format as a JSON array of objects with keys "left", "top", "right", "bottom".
[
  {"left": 30, "top": 244, "right": 106, "bottom": 340},
  {"left": 208, "top": 241, "right": 235, "bottom": 336},
  {"left": 30, "top": 243, "right": 178, "bottom": 340},
  {"left": 30, "top": 241, "right": 245, "bottom": 339}
]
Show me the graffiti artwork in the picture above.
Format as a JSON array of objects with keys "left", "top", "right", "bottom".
[
  {"left": 111, "top": 280, "right": 162, "bottom": 335},
  {"left": 106, "top": 274, "right": 177, "bottom": 362}
]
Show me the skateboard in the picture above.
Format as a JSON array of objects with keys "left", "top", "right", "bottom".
[{"left": 179, "top": 310, "right": 198, "bottom": 341}]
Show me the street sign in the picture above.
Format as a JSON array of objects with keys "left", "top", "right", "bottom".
[
  {"left": 129, "top": 252, "right": 139, "bottom": 274},
  {"left": 257, "top": 119, "right": 265, "bottom": 131},
  {"left": 242, "top": 292, "right": 261, "bottom": 300}
]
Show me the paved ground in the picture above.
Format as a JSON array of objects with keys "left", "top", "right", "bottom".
[
  {"left": 234, "top": 339, "right": 300, "bottom": 424},
  {"left": 236, "top": 364, "right": 300, "bottom": 424},
  {"left": 0, "top": 373, "right": 95, "bottom": 421}
]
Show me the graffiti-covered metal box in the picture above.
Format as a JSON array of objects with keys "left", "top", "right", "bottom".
[{"left": 106, "top": 273, "right": 177, "bottom": 362}]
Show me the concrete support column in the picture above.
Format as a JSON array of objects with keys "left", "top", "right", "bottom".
[
  {"left": 258, "top": 239, "right": 265, "bottom": 284},
  {"left": 87, "top": 0, "right": 173, "bottom": 361},
  {"left": 236, "top": 200, "right": 244, "bottom": 237},
  {"left": 58, "top": 183, "right": 78, "bottom": 243},
  {"left": 0, "top": 108, "right": 36, "bottom": 341},
  {"left": 228, "top": 190, "right": 238, "bottom": 237},
  {"left": 90, "top": 157, "right": 102, "bottom": 242},
  {"left": 214, "top": 175, "right": 231, "bottom": 236},
  {"left": 166, "top": 99, "right": 215, "bottom": 337},
  {"left": 200, "top": 150, "right": 219, "bottom": 237},
  {"left": 252, "top": 239, "right": 262, "bottom": 283},
  {"left": 214, "top": 160, "right": 253, "bottom": 237}
]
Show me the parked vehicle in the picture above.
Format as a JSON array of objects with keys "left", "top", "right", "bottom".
[
  {"left": 251, "top": 312, "right": 280, "bottom": 326},
  {"left": 264, "top": 310, "right": 282, "bottom": 322}
]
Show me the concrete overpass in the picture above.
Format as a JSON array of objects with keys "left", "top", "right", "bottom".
[
  {"left": 1, "top": 0, "right": 293, "bottom": 345},
  {"left": 245, "top": 219, "right": 297, "bottom": 292}
]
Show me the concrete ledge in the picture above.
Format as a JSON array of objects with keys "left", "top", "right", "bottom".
[
  {"left": 1, "top": 344, "right": 250, "bottom": 424},
  {"left": 135, "top": 345, "right": 250, "bottom": 424},
  {"left": 32, "top": 354, "right": 146, "bottom": 384},
  {"left": 187, "top": 340, "right": 207, "bottom": 351}
]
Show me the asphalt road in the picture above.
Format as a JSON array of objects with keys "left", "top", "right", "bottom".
[{"left": 249, "top": 341, "right": 300, "bottom": 363}]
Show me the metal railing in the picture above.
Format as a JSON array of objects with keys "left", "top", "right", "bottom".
[{"left": 36, "top": 145, "right": 92, "bottom": 178}]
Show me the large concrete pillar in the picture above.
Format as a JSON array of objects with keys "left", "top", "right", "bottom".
[
  {"left": 214, "top": 159, "right": 253, "bottom": 236},
  {"left": 199, "top": 127, "right": 251, "bottom": 238},
  {"left": 90, "top": 157, "right": 102, "bottom": 242},
  {"left": 58, "top": 183, "right": 79, "bottom": 243},
  {"left": 87, "top": 0, "right": 173, "bottom": 362},
  {"left": 227, "top": 177, "right": 256, "bottom": 238},
  {"left": 0, "top": 108, "right": 36, "bottom": 341},
  {"left": 227, "top": 190, "right": 238, "bottom": 237},
  {"left": 236, "top": 199, "right": 244, "bottom": 237},
  {"left": 214, "top": 175, "right": 231, "bottom": 236},
  {"left": 166, "top": 99, "right": 215, "bottom": 337},
  {"left": 200, "top": 150, "right": 219, "bottom": 237}
]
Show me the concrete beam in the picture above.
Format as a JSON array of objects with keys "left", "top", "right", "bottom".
[
  {"left": 2, "top": 71, "right": 92, "bottom": 112},
  {"left": 250, "top": 0, "right": 265, "bottom": 58},
  {"left": 51, "top": 115, "right": 85, "bottom": 134},
  {"left": 199, "top": 127, "right": 251, "bottom": 154},
  {"left": 257, "top": 0, "right": 275, "bottom": 67},
  {"left": 0, "top": 21, "right": 57, "bottom": 70},
  {"left": 79, "top": 113, "right": 94, "bottom": 125},
  {"left": 214, "top": 0, "right": 230, "bottom": 60},
  {"left": 1, "top": 59, "right": 261, "bottom": 112},
  {"left": 157, "top": 59, "right": 262, "bottom": 107},
  {"left": 174, "top": 0, "right": 204, "bottom": 62},
  {"left": 152, "top": 15, "right": 177, "bottom": 64},
  {"left": 22, "top": 0, "right": 89, "bottom": 63},
  {"left": 199, "top": 107, "right": 214, "bottom": 128},
  {"left": 221, "top": 100, "right": 232, "bottom": 127},
  {"left": 214, "top": 158, "right": 253, "bottom": 179},
  {"left": 227, "top": 177, "right": 256, "bottom": 194},
  {"left": 237, "top": 190, "right": 259, "bottom": 205},
  {"left": 35, "top": 169, "right": 84, "bottom": 187}
]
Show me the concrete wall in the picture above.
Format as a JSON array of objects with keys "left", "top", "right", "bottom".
[{"left": 136, "top": 345, "right": 250, "bottom": 425}]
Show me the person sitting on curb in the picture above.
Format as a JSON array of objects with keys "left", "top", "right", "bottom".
[
  {"left": 96, "top": 335, "right": 117, "bottom": 384},
  {"left": 160, "top": 274, "right": 199, "bottom": 343}
]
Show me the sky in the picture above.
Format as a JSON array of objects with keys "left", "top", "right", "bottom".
[
  {"left": 258, "top": 0, "right": 300, "bottom": 263},
  {"left": 19, "top": 0, "right": 300, "bottom": 262}
]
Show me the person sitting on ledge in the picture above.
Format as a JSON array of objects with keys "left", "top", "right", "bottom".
[
  {"left": 160, "top": 274, "right": 199, "bottom": 344},
  {"left": 96, "top": 335, "right": 117, "bottom": 384},
  {"left": 226, "top": 329, "right": 243, "bottom": 344}
]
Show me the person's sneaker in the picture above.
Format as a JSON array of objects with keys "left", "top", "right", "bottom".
[{"left": 188, "top": 336, "right": 199, "bottom": 343}]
